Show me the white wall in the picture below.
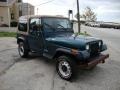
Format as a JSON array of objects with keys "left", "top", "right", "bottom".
[
  {"left": 0, "top": 7, "right": 10, "bottom": 26},
  {"left": 73, "top": 22, "right": 78, "bottom": 33},
  {"left": 0, "top": 27, "right": 17, "bottom": 32}
]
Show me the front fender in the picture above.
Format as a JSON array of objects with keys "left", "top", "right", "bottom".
[
  {"left": 53, "top": 48, "right": 90, "bottom": 61},
  {"left": 53, "top": 48, "right": 72, "bottom": 59},
  {"left": 56, "top": 48, "right": 71, "bottom": 54}
]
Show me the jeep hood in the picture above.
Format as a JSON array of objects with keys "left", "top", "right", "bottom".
[{"left": 46, "top": 34, "right": 101, "bottom": 50}]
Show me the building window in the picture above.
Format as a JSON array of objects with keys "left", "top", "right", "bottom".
[
  {"left": 19, "top": 11, "right": 22, "bottom": 17},
  {"left": 0, "top": 0, "right": 7, "bottom": 2},
  {"left": 18, "top": 0, "right": 22, "bottom": 3},
  {"left": 19, "top": 5, "right": 22, "bottom": 16},
  {"left": 11, "top": 13, "right": 14, "bottom": 20}
]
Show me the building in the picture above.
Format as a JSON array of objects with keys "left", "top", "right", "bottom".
[
  {"left": 0, "top": 0, "right": 34, "bottom": 27},
  {"left": 0, "top": 0, "right": 21, "bottom": 26},
  {"left": 19, "top": 3, "right": 34, "bottom": 16}
]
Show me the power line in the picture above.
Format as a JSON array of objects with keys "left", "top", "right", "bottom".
[{"left": 36, "top": 0, "right": 55, "bottom": 6}]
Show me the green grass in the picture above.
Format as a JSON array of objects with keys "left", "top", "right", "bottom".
[
  {"left": 75, "top": 31, "right": 91, "bottom": 36},
  {"left": 0, "top": 31, "right": 90, "bottom": 37},
  {"left": 0, "top": 32, "right": 16, "bottom": 37}
]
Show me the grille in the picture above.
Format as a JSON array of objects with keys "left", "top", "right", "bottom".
[{"left": 89, "top": 42, "right": 100, "bottom": 56}]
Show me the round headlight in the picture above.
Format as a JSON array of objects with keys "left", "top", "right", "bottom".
[{"left": 86, "top": 45, "right": 89, "bottom": 50}]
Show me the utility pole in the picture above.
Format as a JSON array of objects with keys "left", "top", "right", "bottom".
[{"left": 77, "top": 0, "right": 80, "bottom": 33}]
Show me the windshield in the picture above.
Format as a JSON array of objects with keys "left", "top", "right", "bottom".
[{"left": 42, "top": 17, "right": 71, "bottom": 31}]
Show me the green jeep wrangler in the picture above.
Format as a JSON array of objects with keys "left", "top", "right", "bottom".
[{"left": 17, "top": 15, "right": 109, "bottom": 80}]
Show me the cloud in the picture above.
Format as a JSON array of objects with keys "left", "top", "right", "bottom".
[
  {"left": 78, "top": 0, "right": 120, "bottom": 22},
  {"left": 23, "top": 0, "right": 120, "bottom": 23}
]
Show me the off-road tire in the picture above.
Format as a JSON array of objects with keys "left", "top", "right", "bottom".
[
  {"left": 56, "top": 55, "right": 76, "bottom": 80},
  {"left": 18, "top": 42, "right": 29, "bottom": 58}
]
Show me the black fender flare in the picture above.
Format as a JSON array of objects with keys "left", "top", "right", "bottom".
[
  {"left": 17, "top": 37, "right": 25, "bottom": 44},
  {"left": 53, "top": 48, "right": 75, "bottom": 59},
  {"left": 17, "top": 37, "right": 30, "bottom": 50}
]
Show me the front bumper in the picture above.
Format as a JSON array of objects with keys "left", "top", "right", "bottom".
[{"left": 78, "top": 54, "right": 109, "bottom": 69}]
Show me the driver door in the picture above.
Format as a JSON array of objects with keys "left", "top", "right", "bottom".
[{"left": 28, "top": 18, "right": 44, "bottom": 53}]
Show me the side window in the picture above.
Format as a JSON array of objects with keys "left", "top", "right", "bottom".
[
  {"left": 29, "top": 18, "right": 40, "bottom": 32},
  {"left": 18, "top": 21, "right": 27, "bottom": 32}
]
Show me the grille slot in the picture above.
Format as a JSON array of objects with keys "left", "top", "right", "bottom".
[{"left": 89, "top": 42, "right": 99, "bottom": 56}]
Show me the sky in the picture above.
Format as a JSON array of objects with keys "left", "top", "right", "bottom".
[{"left": 23, "top": 0, "right": 120, "bottom": 23}]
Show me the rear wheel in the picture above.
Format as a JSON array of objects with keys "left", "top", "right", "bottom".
[
  {"left": 18, "top": 42, "right": 29, "bottom": 58},
  {"left": 56, "top": 55, "right": 76, "bottom": 80}
]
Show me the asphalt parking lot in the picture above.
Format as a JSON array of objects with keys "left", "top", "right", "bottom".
[{"left": 0, "top": 26, "right": 120, "bottom": 90}]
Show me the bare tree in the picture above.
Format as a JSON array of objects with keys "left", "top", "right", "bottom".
[
  {"left": 75, "top": 7, "right": 97, "bottom": 21},
  {"left": 81, "top": 6, "right": 97, "bottom": 22}
]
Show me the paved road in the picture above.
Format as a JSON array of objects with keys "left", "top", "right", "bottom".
[{"left": 0, "top": 26, "right": 120, "bottom": 90}]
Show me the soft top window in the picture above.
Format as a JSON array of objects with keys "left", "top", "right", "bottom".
[{"left": 18, "top": 20, "right": 27, "bottom": 32}]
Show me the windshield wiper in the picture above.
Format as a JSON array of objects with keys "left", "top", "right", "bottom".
[
  {"left": 57, "top": 24, "right": 67, "bottom": 31},
  {"left": 43, "top": 23, "right": 56, "bottom": 31},
  {"left": 57, "top": 24, "right": 65, "bottom": 28}
]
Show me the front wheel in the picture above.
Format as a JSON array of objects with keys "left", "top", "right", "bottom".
[
  {"left": 18, "top": 42, "right": 29, "bottom": 58},
  {"left": 56, "top": 56, "right": 76, "bottom": 80}
]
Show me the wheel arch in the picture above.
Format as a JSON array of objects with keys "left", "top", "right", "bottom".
[
  {"left": 17, "top": 37, "right": 25, "bottom": 44},
  {"left": 17, "top": 37, "right": 30, "bottom": 51},
  {"left": 53, "top": 48, "right": 77, "bottom": 62}
]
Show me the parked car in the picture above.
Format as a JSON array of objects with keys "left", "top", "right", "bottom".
[
  {"left": 93, "top": 23, "right": 100, "bottom": 27},
  {"left": 100, "top": 23, "right": 120, "bottom": 29},
  {"left": 85, "top": 22, "right": 100, "bottom": 27},
  {"left": 17, "top": 15, "right": 109, "bottom": 80}
]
